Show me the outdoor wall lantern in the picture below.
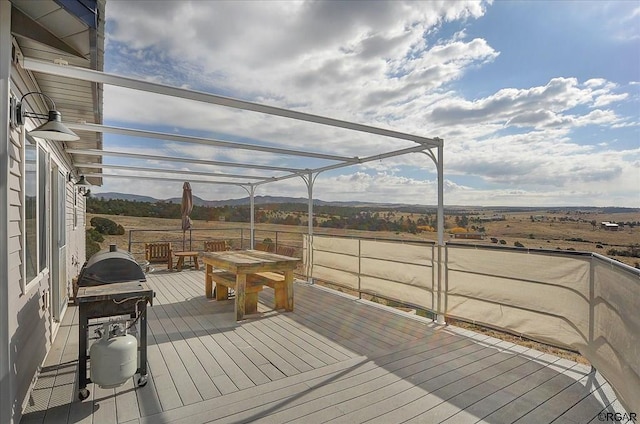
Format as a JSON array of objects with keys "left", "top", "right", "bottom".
[
  {"left": 75, "top": 175, "right": 91, "bottom": 194},
  {"left": 9, "top": 92, "right": 79, "bottom": 141}
]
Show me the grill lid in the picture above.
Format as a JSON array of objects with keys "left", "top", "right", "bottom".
[{"left": 78, "top": 245, "right": 146, "bottom": 286}]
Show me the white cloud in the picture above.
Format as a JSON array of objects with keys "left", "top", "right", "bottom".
[{"left": 98, "top": 1, "right": 639, "bottom": 208}]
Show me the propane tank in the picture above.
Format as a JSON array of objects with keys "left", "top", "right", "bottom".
[{"left": 90, "top": 323, "right": 138, "bottom": 388}]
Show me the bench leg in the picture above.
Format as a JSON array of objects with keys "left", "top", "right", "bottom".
[
  {"left": 273, "top": 283, "right": 287, "bottom": 310},
  {"left": 284, "top": 270, "right": 294, "bottom": 311},
  {"left": 205, "top": 264, "right": 213, "bottom": 298},
  {"left": 216, "top": 283, "right": 229, "bottom": 301},
  {"left": 245, "top": 291, "right": 258, "bottom": 314},
  {"left": 193, "top": 256, "right": 200, "bottom": 270},
  {"left": 235, "top": 273, "right": 246, "bottom": 321}
]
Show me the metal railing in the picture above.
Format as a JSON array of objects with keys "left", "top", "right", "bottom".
[{"left": 127, "top": 227, "right": 305, "bottom": 259}]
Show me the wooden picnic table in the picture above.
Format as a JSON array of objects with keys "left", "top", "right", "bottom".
[{"left": 199, "top": 250, "right": 300, "bottom": 321}]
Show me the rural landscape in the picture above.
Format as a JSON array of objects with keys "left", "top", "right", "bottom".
[
  {"left": 84, "top": 195, "right": 639, "bottom": 365},
  {"left": 86, "top": 194, "right": 640, "bottom": 268}
]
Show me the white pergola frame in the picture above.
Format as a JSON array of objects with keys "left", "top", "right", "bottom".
[{"left": 21, "top": 56, "right": 446, "bottom": 322}]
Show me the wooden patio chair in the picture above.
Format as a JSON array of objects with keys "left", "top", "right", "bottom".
[
  {"left": 255, "top": 242, "right": 274, "bottom": 252},
  {"left": 145, "top": 242, "right": 173, "bottom": 270},
  {"left": 276, "top": 246, "right": 295, "bottom": 257},
  {"left": 204, "top": 240, "right": 231, "bottom": 297},
  {"left": 204, "top": 240, "right": 230, "bottom": 252}
]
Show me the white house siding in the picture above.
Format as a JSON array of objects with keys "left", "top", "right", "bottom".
[
  {"left": 7, "top": 64, "right": 52, "bottom": 424},
  {"left": 67, "top": 184, "right": 85, "bottom": 295},
  {"left": 48, "top": 142, "right": 84, "bottom": 312},
  {"left": 5, "top": 51, "right": 85, "bottom": 423}
]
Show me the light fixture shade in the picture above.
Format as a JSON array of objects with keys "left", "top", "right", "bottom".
[
  {"left": 75, "top": 175, "right": 91, "bottom": 188},
  {"left": 28, "top": 110, "right": 80, "bottom": 141}
]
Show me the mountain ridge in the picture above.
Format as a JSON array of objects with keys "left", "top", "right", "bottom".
[
  {"left": 91, "top": 192, "right": 414, "bottom": 208},
  {"left": 89, "top": 192, "right": 639, "bottom": 213}
]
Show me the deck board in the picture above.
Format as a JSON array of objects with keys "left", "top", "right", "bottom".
[{"left": 20, "top": 269, "right": 626, "bottom": 424}]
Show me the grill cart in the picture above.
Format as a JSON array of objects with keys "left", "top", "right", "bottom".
[{"left": 75, "top": 245, "right": 153, "bottom": 400}]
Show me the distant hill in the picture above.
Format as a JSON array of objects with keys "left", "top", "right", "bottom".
[
  {"left": 91, "top": 192, "right": 640, "bottom": 214},
  {"left": 91, "top": 192, "right": 420, "bottom": 209},
  {"left": 93, "top": 192, "right": 159, "bottom": 203}
]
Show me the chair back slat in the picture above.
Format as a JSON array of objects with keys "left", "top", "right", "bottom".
[
  {"left": 276, "top": 246, "right": 295, "bottom": 257},
  {"left": 204, "top": 240, "right": 229, "bottom": 252},
  {"left": 255, "top": 242, "right": 274, "bottom": 252}
]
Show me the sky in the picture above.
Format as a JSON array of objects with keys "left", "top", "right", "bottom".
[{"left": 95, "top": 0, "right": 640, "bottom": 207}]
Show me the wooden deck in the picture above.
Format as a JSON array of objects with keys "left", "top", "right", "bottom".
[{"left": 21, "top": 269, "right": 626, "bottom": 424}]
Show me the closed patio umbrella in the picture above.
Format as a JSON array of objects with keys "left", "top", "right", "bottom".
[{"left": 181, "top": 182, "right": 193, "bottom": 251}]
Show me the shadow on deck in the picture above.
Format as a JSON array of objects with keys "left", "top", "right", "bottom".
[{"left": 21, "top": 269, "right": 623, "bottom": 424}]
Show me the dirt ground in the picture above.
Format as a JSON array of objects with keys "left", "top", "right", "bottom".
[{"left": 452, "top": 210, "right": 639, "bottom": 267}]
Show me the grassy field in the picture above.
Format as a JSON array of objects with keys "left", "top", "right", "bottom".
[
  {"left": 453, "top": 210, "right": 639, "bottom": 267},
  {"left": 89, "top": 208, "right": 639, "bottom": 267},
  {"left": 88, "top": 213, "right": 431, "bottom": 262}
]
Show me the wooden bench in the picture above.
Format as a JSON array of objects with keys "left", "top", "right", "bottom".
[
  {"left": 247, "top": 272, "right": 288, "bottom": 309},
  {"left": 206, "top": 271, "right": 264, "bottom": 314},
  {"left": 145, "top": 242, "right": 173, "bottom": 270},
  {"left": 248, "top": 246, "right": 296, "bottom": 308}
]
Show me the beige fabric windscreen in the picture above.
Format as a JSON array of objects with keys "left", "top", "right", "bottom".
[
  {"left": 306, "top": 235, "right": 435, "bottom": 310},
  {"left": 445, "top": 245, "right": 591, "bottom": 349},
  {"left": 584, "top": 256, "right": 639, "bottom": 412},
  {"left": 445, "top": 245, "right": 638, "bottom": 412},
  {"left": 303, "top": 235, "right": 639, "bottom": 411}
]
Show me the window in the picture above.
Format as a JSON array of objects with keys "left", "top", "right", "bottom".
[
  {"left": 25, "top": 138, "right": 37, "bottom": 282},
  {"left": 73, "top": 189, "right": 78, "bottom": 228},
  {"left": 58, "top": 171, "right": 66, "bottom": 248},
  {"left": 24, "top": 136, "right": 49, "bottom": 286},
  {"left": 38, "top": 146, "right": 48, "bottom": 272}
]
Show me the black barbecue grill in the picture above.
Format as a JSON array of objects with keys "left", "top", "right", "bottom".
[
  {"left": 78, "top": 244, "right": 146, "bottom": 286},
  {"left": 76, "top": 244, "right": 153, "bottom": 400}
]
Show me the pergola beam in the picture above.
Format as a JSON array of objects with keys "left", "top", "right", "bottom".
[
  {"left": 255, "top": 143, "right": 431, "bottom": 186},
  {"left": 23, "top": 55, "right": 446, "bottom": 326},
  {"left": 83, "top": 173, "right": 249, "bottom": 186},
  {"left": 23, "top": 57, "right": 443, "bottom": 149},
  {"left": 73, "top": 162, "right": 277, "bottom": 181},
  {"left": 66, "top": 122, "right": 359, "bottom": 162},
  {"left": 67, "top": 148, "right": 303, "bottom": 173}
]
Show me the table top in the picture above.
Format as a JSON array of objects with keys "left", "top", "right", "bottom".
[{"left": 200, "top": 249, "right": 300, "bottom": 273}]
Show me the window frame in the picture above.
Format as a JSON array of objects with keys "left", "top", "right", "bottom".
[{"left": 22, "top": 134, "right": 50, "bottom": 294}]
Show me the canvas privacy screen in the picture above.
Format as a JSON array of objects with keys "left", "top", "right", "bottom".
[
  {"left": 304, "top": 235, "right": 435, "bottom": 310},
  {"left": 303, "top": 235, "right": 639, "bottom": 411}
]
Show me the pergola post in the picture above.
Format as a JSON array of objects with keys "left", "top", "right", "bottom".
[
  {"left": 249, "top": 184, "right": 256, "bottom": 249},
  {"left": 435, "top": 140, "right": 446, "bottom": 325},
  {"left": 302, "top": 172, "right": 316, "bottom": 284},
  {"left": 423, "top": 140, "right": 446, "bottom": 325}
]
